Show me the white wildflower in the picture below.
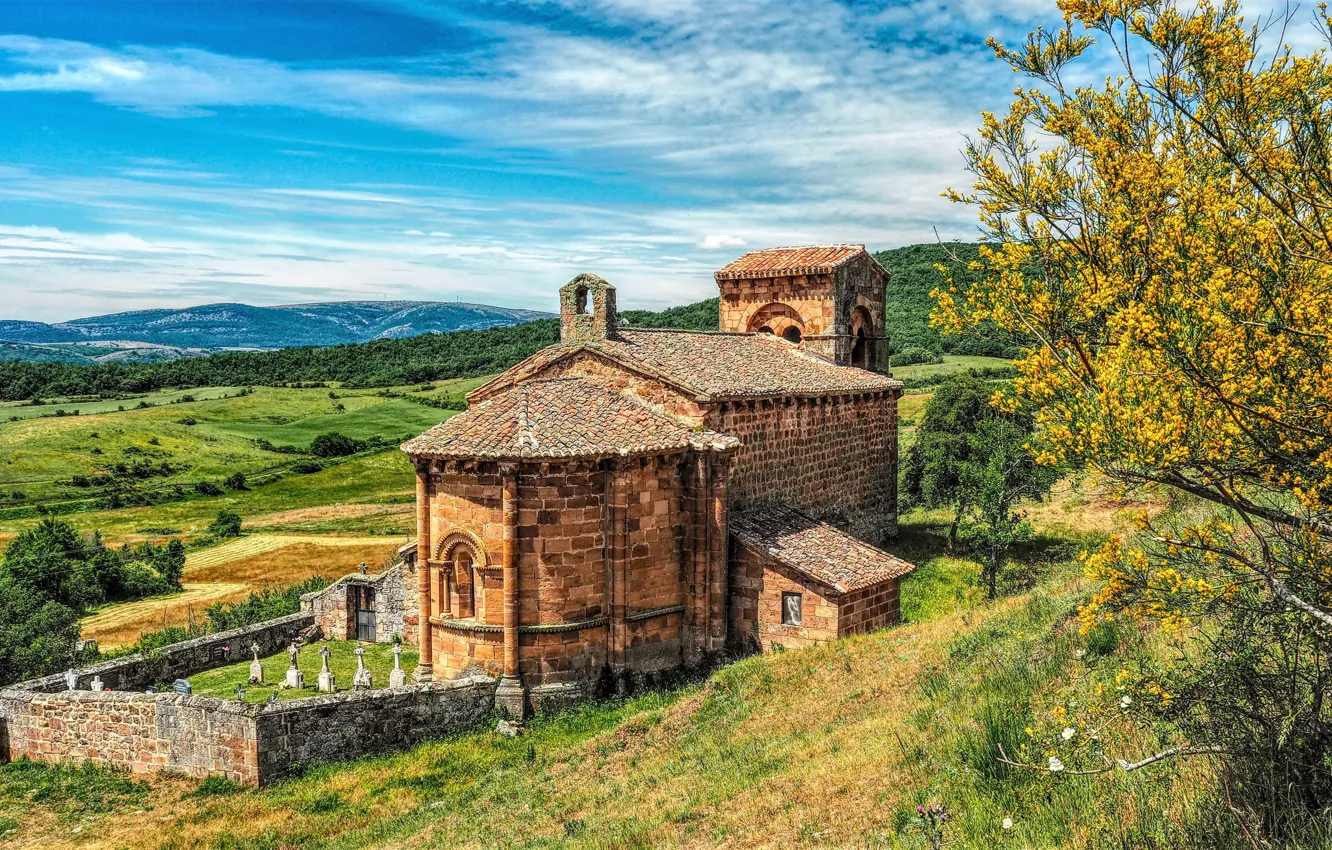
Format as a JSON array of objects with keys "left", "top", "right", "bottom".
[
  {"left": 1002, "top": 817, "right": 1014, "bottom": 830},
  {"left": 1062, "top": 726, "right": 1076, "bottom": 740},
  {"left": 1120, "top": 695, "right": 1132, "bottom": 708},
  {"left": 1048, "top": 756, "right": 1065, "bottom": 772}
]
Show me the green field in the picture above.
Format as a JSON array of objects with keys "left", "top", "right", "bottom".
[
  {"left": 0, "top": 387, "right": 245, "bottom": 421},
  {"left": 0, "top": 378, "right": 486, "bottom": 518},
  {"left": 892, "top": 354, "right": 1012, "bottom": 381}
]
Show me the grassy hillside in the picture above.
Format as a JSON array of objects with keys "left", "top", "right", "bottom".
[
  {"left": 0, "top": 380, "right": 485, "bottom": 516},
  {"left": 0, "top": 480, "right": 1253, "bottom": 850}
]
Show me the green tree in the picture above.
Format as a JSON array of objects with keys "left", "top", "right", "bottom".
[
  {"left": 903, "top": 375, "right": 1058, "bottom": 595},
  {"left": 0, "top": 575, "right": 81, "bottom": 685}
]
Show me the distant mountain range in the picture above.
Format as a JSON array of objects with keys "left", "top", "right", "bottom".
[{"left": 0, "top": 301, "right": 554, "bottom": 364}]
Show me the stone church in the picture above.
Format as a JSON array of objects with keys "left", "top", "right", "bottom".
[{"left": 401, "top": 245, "right": 914, "bottom": 714}]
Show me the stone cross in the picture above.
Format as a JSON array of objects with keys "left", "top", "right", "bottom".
[
  {"left": 353, "top": 644, "right": 372, "bottom": 690},
  {"left": 359, "top": 561, "right": 368, "bottom": 575},
  {"left": 317, "top": 644, "right": 336, "bottom": 693},
  {"left": 90, "top": 676, "right": 104, "bottom": 692},
  {"left": 236, "top": 683, "right": 246, "bottom": 702},
  {"left": 64, "top": 669, "right": 78, "bottom": 691},
  {"left": 248, "top": 641, "right": 265, "bottom": 685},
  {"left": 389, "top": 643, "right": 406, "bottom": 688},
  {"left": 284, "top": 643, "right": 304, "bottom": 690}
]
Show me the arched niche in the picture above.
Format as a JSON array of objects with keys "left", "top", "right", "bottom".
[{"left": 745, "top": 302, "right": 805, "bottom": 342}]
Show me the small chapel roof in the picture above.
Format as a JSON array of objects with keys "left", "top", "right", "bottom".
[
  {"left": 730, "top": 503, "right": 916, "bottom": 594},
  {"left": 471, "top": 328, "right": 900, "bottom": 403},
  {"left": 714, "top": 245, "right": 880, "bottom": 280},
  {"left": 402, "top": 376, "right": 738, "bottom": 460}
]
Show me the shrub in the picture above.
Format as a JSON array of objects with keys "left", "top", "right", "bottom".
[
  {"left": 223, "top": 472, "right": 247, "bottom": 491},
  {"left": 207, "top": 509, "right": 242, "bottom": 539},
  {"left": 891, "top": 347, "right": 943, "bottom": 367},
  {"left": 309, "top": 432, "right": 364, "bottom": 458},
  {"left": 194, "top": 481, "right": 223, "bottom": 496}
]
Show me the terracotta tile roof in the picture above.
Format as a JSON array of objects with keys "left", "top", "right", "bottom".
[
  {"left": 403, "top": 377, "right": 738, "bottom": 460},
  {"left": 715, "top": 245, "right": 880, "bottom": 280},
  {"left": 471, "top": 329, "right": 900, "bottom": 403},
  {"left": 730, "top": 503, "right": 915, "bottom": 593}
]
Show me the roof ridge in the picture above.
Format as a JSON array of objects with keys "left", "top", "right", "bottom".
[{"left": 619, "top": 327, "right": 752, "bottom": 337}]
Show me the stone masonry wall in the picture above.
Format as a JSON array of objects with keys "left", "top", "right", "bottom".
[
  {"left": 253, "top": 676, "right": 496, "bottom": 784},
  {"left": 718, "top": 272, "right": 838, "bottom": 336},
  {"left": 16, "top": 613, "right": 313, "bottom": 694},
  {"left": 540, "top": 351, "right": 708, "bottom": 426},
  {"left": 0, "top": 675, "right": 498, "bottom": 786},
  {"left": 302, "top": 565, "right": 417, "bottom": 645},
  {"left": 728, "top": 544, "right": 839, "bottom": 652},
  {"left": 620, "top": 456, "right": 687, "bottom": 674},
  {"left": 836, "top": 579, "right": 902, "bottom": 638},
  {"left": 0, "top": 690, "right": 259, "bottom": 782},
  {"left": 707, "top": 392, "right": 899, "bottom": 543}
]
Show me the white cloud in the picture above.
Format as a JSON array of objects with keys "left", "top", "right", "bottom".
[{"left": 698, "top": 234, "right": 745, "bottom": 250}]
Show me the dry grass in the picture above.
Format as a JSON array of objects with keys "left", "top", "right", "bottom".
[{"left": 82, "top": 538, "right": 402, "bottom": 649}]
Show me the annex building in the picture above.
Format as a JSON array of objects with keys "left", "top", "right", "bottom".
[{"left": 401, "top": 245, "right": 915, "bottom": 715}]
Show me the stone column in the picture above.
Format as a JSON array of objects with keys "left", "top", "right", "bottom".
[
  {"left": 495, "top": 461, "right": 525, "bottom": 716},
  {"left": 413, "top": 461, "right": 434, "bottom": 683},
  {"left": 707, "top": 455, "right": 732, "bottom": 651},
  {"left": 684, "top": 455, "right": 710, "bottom": 665},
  {"left": 608, "top": 458, "right": 631, "bottom": 672}
]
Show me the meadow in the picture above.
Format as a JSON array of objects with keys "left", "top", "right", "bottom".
[{"left": 0, "top": 378, "right": 485, "bottom": 516}]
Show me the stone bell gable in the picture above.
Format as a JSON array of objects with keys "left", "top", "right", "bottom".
[
  {"left": 715, "top": 245, "right": 889, "bottom": 370},
  {"left": 560, "top": 273, "right": 618, "bottom": 343}
]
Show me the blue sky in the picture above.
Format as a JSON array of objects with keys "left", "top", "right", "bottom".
[{"left": 0, "top": 0, "right": 1265, "bottom": 321}]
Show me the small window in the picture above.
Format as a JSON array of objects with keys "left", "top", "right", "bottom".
[
  {"left": 781, "top": 592, "right": 803, "bottom": 626},
  {"left": 781, "top": 326, "right": 802, "bottom": 343}
]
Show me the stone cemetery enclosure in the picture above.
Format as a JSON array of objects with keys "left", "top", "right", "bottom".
[{"left": 0, "top": 613, "right": 498, "bottom": 785}]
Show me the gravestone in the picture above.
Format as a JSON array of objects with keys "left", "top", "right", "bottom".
[
  {"left": 389, "top": 643, "right": 406, "bottom": 688},
  {"left": 284, "top": 643, "right": 304, "bottom": 689},
  {"left": 235, "top": 684, "right": 246, "bottom": 702},
  {"left": 172, "top": 679, "right": 192, "bottom": 695},
  {"left": 90, "top": 676, "right": 104, "bottom": 692},
  {"left": 248, "top": 642, "right": 265, "bottom": 684},
  {"left": 353, "top": 644, "right": 372, "bottom": 691},
  {"left": 64, "top": 669, "right": 77, "bottom": 691},
  {"left": 317, "top": 644, "right": 337, "bottom": 693}
]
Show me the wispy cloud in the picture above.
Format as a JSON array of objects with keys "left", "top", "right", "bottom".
[{"left": 3, "top": 0, "right": 1303, "bottom": 320}]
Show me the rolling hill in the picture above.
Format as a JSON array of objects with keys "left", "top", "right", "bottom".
[{"left": 0, "top": 300, "right": 554, "bottom": 362}]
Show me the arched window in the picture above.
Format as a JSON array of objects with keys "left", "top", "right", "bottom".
[
  {"left": 745, "top": 302, "right": 805, "bottom": 341},
  {"left": 782, "top": 326, "right": 803, "bottom": 343},
  {"left": 574, "top": 286, "right": 590, "bottom": 315},
  {"left": 456, "top": 549, "right": 476, "bottom": 619},
  {"left": 757, "top": 326, "right": 774, "bottom": 334},
  {"left": 849, "top": 306, "right": 874, "bottom": 370}
]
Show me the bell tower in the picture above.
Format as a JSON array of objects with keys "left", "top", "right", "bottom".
[{"left": 714, "top": 245, "right": 889, "bottom": 370}]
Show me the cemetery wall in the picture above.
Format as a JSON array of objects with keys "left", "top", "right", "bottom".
[
  {"left": 253, "top": 676, "right": 497, "bottom": 783},
  {"left": 14, "top": 613, "right": 314, "bottom": 694}
]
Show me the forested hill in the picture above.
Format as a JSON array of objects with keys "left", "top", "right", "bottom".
[
  {"left": 0, "top": 300, "right": 724, "bottom": 401},
  {"left": 875, "top": 242, "right": 1020, "bottom": 360}
]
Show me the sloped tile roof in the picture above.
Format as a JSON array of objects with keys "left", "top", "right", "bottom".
[
  {"left": 730, "top": 503, "right": 915, "bottom": 593},
  {"left": 715, "top": 245, "right": 880, "bottom": 280},
  {"left": 471, "top": 328, "right": 900, "bottom": 402},
  {"left": 403, "top": 377, "right": 738, "bottom": 460}
]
